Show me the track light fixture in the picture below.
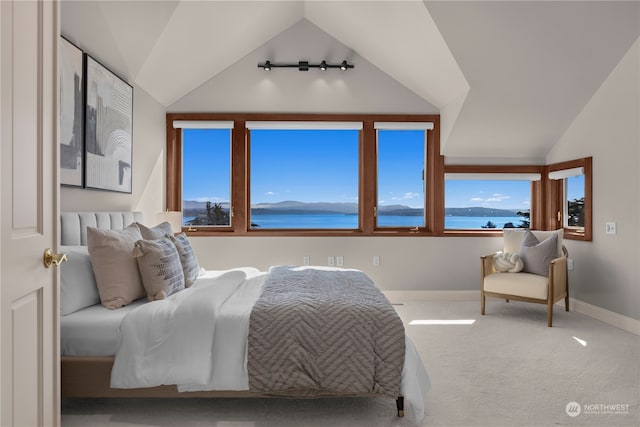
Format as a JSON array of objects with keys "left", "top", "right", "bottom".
[{"left": 258, "top": 60, "right": 354, "bottom": 71}]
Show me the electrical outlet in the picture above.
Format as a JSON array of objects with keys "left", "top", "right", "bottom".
[
  {"left": 605, "top": 222, "right": 616, "bottom": 235},
  {"left": 567, "top": 258, "right": 574, "bottom": 271},
  {"left": 336, "top": 256, "right": 344, "bottom": 267},
  {"left": 328, "top": 256, "right": 335, "bottom": 266},
  {"left": 303, "top": 256, "right": 310, "bottom": 266},
  {"left": 373, "top": 255, "right": 380, "bottom": 266}
]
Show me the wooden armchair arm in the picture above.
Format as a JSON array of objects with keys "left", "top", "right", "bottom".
[
  {"left": 549, "top": 255, "right": 568, "bottom": 299},
  {"left": 481, "top": 252, "right": 497, "bottom": 278}
]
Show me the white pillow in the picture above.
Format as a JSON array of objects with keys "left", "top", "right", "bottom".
[
  {"left": 87, "top": 224, "right": 146, "bottom": 309},
  {"left": 492, "top": 252, "right": 524, "bottom": 273},
  {"left": 59, "top": 245, "right": 100, "bottom": 315}
]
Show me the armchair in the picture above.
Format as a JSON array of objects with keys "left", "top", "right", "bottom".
[{"left": 481, "top": 229, "right": 569, "bottom": 327}]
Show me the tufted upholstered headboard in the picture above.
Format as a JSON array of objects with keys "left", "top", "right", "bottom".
[{"left": 60, "top": 211, "right": 143, "bottom": 246}]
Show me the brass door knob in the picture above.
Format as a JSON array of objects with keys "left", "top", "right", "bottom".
[{"left": 43, "top": 248, "right": 68, "bottom": 268}]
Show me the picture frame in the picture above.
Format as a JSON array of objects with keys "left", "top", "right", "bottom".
[
  {"left": 84, "top": 54, "right": 133, "bottom": 193},
  {"left": 59, "top": 37, "right": 84, "bottom": 187}
]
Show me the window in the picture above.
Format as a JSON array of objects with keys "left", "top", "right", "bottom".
[
  {"left": 375, "top": 123, "right": 432, "bottom": 228},
  {"left": 167, "top": 113, "right": 439, "bottom": 236},
  {"left": 565, "top": 173, "right": 585, "bottom": 228},
  {"left": 178, "top": 121, "right": 233, "bottom": 228},
  {"left": 547, "top": 158, "right": 592, "bottom": 240},
  {"left": 168, "top": 115, "right": 591, "bottom": 240},
  {"left": 247, "top": 122, "right": 361, "bottom": 229},
  {"left": 444, "top": 173, "right": 539, "bottom": 230}
]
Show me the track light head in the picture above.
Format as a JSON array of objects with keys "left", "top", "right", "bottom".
[
  {"left": 340, "top": 61, "right": 348, "bottom": 71},
  {"left": 263, "top": 60, "right": 271, "bottom": 71},
  {"left": 320, "top": 60, "right": 327, "bottom": 71}
]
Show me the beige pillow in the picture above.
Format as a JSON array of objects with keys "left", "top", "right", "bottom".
[
  {"left": 169, "top": 233, "right": 201, "bottom": 287},
  {"left": 133, "top": 237, "right": 185, "bottom": 301},
  {"left": 135, "top": 221, "right": 173, "bottom": 240},
  {"left": 86, "top": 225, "right": 145, "bottom": 309}
]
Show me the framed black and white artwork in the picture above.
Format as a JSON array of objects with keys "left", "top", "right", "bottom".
[
  {"left": 59, "top": 37, "right": 84, "bottom": 187},
  {"left": 84, "top": 54, "right": 133, "bottom": 193}
]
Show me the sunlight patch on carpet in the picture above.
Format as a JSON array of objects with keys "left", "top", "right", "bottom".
[
  {"left": 409, "top": 319, "right": 476, "bottom": 325},
  {"left": 572, "top": 336, "right": 588, "bottom": 347}
]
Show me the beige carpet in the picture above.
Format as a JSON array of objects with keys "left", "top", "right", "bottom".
[{"left": 62, "top": 300, "right": 640, "bottom": 427}]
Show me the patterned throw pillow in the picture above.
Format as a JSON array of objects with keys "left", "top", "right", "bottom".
[
  {"left": 135, "top": 221, "right": 173, "bottom": 240},
  {"left": 169, "top": 233, "right": 201, "bottom": 287},
  {"left": 519, "top": 230, "right": 559, "bottom": 277},
  {"left": 133, "top": 237, "right": 185, "bottom": 301}
]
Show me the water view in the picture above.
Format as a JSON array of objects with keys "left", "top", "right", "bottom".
[{"left": 185, "top": 214, "right": 527, "bottom": 230}]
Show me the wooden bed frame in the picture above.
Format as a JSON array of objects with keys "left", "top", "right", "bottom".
[{"left": 61, "top": 356, "right": 405, "bottom": 416}]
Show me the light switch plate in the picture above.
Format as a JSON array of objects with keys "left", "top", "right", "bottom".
[{"left": 605, "top": 222, "right": 616, "bottom": 235}]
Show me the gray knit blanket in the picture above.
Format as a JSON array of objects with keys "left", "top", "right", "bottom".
[{"left": 247, "top": 266, "right": 405, "bottom": 397}]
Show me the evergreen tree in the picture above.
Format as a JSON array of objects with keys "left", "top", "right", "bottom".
[
  {"left": 516, "top": 210, "right": 530, "bottom": 228},
  {"left": 567, "top": 197, "right": 584, "bottom": 227}
]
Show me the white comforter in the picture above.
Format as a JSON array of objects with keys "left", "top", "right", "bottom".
[{"left": 111, "top": 267, "right": 430, "bottom": 420}]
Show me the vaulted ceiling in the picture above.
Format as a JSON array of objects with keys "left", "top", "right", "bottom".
[{"left": 61, "top": 1, "right": 640, "bottom": 164}]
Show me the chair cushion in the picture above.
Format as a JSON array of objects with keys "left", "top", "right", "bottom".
[{"left": 484, "top": 272, "right": 549, "bottom": 300}]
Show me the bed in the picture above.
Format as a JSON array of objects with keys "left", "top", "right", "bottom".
[{"left": 59, "top": 211, "right": 430, "bottom": 420}]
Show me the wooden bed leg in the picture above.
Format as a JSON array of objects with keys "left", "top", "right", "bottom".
[{"left": 396, "top": 396, "right": 404, "bottom": 417}]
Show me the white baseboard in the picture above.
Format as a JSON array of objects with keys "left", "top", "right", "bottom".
[
  {"left": 384, "top": 291, "right": 640, "bottom": 336},
  {"left": 383, "top": 290, "right": 479, "bottom": 303},
  {"left": 564, "top": 297, "right": 640, "bottom": 336}
]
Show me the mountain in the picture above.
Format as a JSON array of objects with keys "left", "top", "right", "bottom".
[
  {"left": 251, "top": 201, "right": 358, "bottom": 214},
  {"left": 183, "top": 200, "right": 525, "bottom": 217},
  {"left": 445, "top": 207, "right": 521, "bottom": 217}
]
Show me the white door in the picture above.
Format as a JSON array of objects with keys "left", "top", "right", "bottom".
[{"left": 1, "top": 1, "right": 59, "bottom": 426}]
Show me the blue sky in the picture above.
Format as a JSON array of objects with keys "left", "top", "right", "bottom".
[
  {"left": 182, "top": 128, "right": 583, "bottom": 209},
  {"left": 183, "top": 128, "right": 232, "bottom": 204},
  {"left": 251, "top": 129, "right": 359, "bottom": 204},
  {"left": 445, "top": 180, "right": 530, "bottom": 210}
]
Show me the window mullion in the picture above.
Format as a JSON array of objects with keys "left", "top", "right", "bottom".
[
  {"left": 361, "top": 122, "right": 376, "bottom": 234},
  {"left": 232, "top": 121, "right": 247, "bottom": 233}
]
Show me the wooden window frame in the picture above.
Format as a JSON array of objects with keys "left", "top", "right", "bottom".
[
  {"left": 545, "top": 157, "right": 593, "bottom": 241},
  {"left": 166, "top": 113, "right": 442, "bottom": 237},
  {"left": 167, "top": 113, "right": 592, "bottom": 240},
  {"left": 440, "top": 165, "right": 545, "bottom": 237}
]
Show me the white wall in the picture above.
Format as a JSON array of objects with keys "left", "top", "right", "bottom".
[
  {"left": 546, "top": 38, "right": 640, "bottom": 320},
  {"left": 191, "top": 235, "right": 501, "bottom": 293},
  {"left": 169, "top": 19, "right": 438, "bottom": 114},
  {"left": 61, "top": 85, "right": 165, "bottom": 222}
]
